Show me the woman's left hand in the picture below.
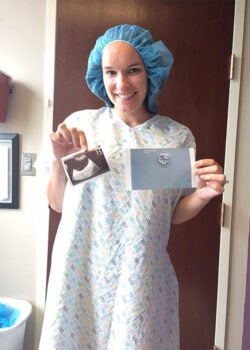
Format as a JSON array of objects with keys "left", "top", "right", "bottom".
[{"left": 194, "top": 159, "right": 227, "bottom": 201}]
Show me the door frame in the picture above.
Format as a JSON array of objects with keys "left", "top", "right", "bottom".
[
  {"left": 214, "top": 0, "right": 246, "bottom": 348},
  {"left": 40, "top": 1, "right": 246, "bottom": 348}
]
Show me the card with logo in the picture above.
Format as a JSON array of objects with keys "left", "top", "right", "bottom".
[{"left": 125, "top": 148, "right": 196, "bottom": 190}]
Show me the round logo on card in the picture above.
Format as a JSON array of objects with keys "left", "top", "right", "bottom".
[{"left": 158, "top": 152, "right": 171, "bottom": 167}]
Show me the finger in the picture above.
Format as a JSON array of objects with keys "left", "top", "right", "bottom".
[
  {"left": 204, "top": 180, "right": 225, "bottom": 194},
  {"left": 49, "top": 130, "right": 66, "bottom": 145},
  {"left": 195, "top": 161, "right": 223, "bottom": 176},
  {"left": 195, "top": 159, "right": 222, "bottom": 170},
  {"left": 195, "top": 159, "right": 217, "bottom": 168},
  {"left": 79, "top": 131, "right": 88, "bottom": 150},
  {"left": 199, "top": 173, "right": 226, "bottom": 184},
  {"left": 69, "top": 128, "right": 88, "bottom": 151},
  {"left": 57, "top": 123, "right": 73, "bottom": 145},
  {"left": 195, "top": 165, "right": 223, "bottom": 177},
  {"left": 70, "top": 128, "right": 81, "bottom": 150}
]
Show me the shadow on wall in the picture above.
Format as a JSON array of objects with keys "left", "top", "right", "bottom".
[{"left": 23, "top": 303, "right": 45, "bottom": 350}]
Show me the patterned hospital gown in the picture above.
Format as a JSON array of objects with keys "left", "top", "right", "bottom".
[{"left": 39, "top": 107, "right": 195, "bottom": 350}]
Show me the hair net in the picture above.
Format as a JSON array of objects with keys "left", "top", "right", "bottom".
[{"left": 85, "top": 24, "right": 173, "bottom": 114}]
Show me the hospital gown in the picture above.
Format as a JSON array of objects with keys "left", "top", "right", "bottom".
[{"left": 39, "top": 107, "right": 195, "bottom": 350}]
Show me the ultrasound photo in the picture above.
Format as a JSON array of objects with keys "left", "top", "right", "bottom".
[{"left": 61, "top": 147, "right": 110, "bottom": 185}]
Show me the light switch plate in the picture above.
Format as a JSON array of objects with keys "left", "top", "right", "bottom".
[{"left": 21, "top": 152, "right": 37, "bottom": 176}]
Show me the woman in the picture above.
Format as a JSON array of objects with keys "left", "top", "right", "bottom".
[{"left": 39, "top": 24, "right": 226, "bottom": 349}]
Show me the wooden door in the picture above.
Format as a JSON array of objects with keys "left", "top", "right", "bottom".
[{"left": 49, "top": 1, "right": 234, "bottom": 349}]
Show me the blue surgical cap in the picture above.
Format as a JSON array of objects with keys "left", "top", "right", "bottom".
[{"left": 85, "top": 24, "right": 174, "bottom": 114}]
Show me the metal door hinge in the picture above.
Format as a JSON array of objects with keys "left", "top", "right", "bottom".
[
  {"left": 220, "top": 202, "right": 225, "bottom": 227},
  {"left": 229, "top": 53, "right": 235, "bottom": 80}
]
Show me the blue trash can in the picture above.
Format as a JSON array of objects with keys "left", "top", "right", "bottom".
[{"left": 0, "top": 298, "right": 32, "bottom": 350}]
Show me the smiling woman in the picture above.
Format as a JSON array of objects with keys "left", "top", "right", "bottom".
[
  {"left": 86, "top": 24, "right": 173, "bottom": 116},
  {"left": 43, "top": 0, "right": 243, "bottom": 348},
  {"left": 38, "top": 23, "right": 226, "bottom": 350},
  {"left": 102, "top": 42, "right": 149, "bottom": 126}
]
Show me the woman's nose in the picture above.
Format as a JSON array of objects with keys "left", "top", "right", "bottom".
[{"left": 116, "top": 73, "right": 130, "bottom": 88}]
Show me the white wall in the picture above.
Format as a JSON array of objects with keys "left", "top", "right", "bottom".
[
  {"left": 0, "top": 1, "right": 249, "bottom": 349},
  {"left": 0, "top": 1, "right": 47, "bottom": 349}
]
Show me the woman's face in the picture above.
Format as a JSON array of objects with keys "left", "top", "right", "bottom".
[{"left": 102, "top": 42, "right": 149, "bottom": 122}]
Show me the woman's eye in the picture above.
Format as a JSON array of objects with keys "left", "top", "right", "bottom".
[
  {"left": 129, "top": 67, "right": 140, "bottom": 73},
  {"left": 105, "top": 70, "right": 116, "bottom": 76}
]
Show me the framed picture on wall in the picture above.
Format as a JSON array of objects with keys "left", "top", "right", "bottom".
[{"left": 0, "top": 133, "right": 19, "bottom": 209}]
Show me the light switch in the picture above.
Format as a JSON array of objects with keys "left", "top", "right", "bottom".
[{"left": 21, "top": 153, "right": 37, "bottom": 176}]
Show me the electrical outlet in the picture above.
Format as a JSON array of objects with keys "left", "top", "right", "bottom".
[{"left": 21, "top": 153, "right": 37, "bottom": 176}]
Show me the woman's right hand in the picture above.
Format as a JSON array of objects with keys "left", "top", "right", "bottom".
[
  {"left": 47, "top": 123, "right": 88, "bottom": 212},
  {"left": 50, "top": 123, "right": 88, "bottom": 161}
]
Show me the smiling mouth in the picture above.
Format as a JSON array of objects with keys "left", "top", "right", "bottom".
[{"left": 115, "top": 92, "right": 136, "bottom": 99}]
